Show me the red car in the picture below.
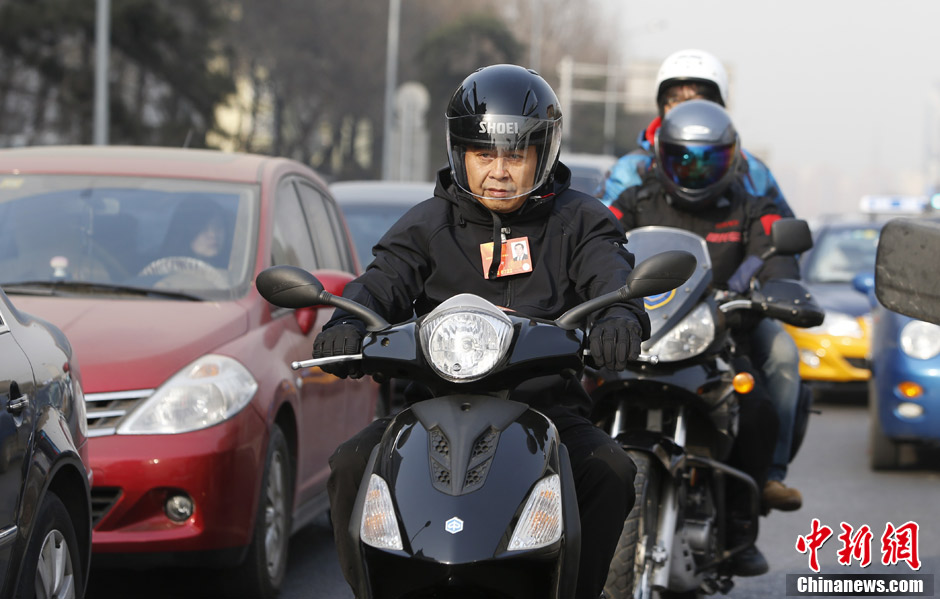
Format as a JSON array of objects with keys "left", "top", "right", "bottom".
[{"left": 0, "top": 146, "right": 378, "bottom": 598}]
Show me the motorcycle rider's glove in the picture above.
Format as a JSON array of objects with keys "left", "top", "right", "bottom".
[
  {"left": 589, "top": 316, "right": 643, "bottom": 371},
  {"left": 312, "top": 321, "right": 365, "bottom": 379}
]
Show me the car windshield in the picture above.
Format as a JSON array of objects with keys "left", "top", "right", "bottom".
[
  {"left": 340, "top": 203, "right": 413, "bottom": 268},
  {"left": 804, "top": 226, "right": 881, "bottom": 284},
  {"left": 0, "top": 174, "right": 258, "bottom": 299}
]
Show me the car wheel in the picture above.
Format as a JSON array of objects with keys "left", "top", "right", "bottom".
[
  {"left": 230, "top": 424, "right": 293, "bottom": 599},
  {"left": 869, "top": 404, "right": 900, "bottom": 470},
  {"left": 16, "top": 491, "right": 83, "bottom": 599}
]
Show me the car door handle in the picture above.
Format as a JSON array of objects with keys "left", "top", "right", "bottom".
[{"left": 7, "top": 395, "right": 28, "bottom": 414}]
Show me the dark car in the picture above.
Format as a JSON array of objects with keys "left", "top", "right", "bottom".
[
  {"left": 330, "top": 180, "right": 435, "bottom": 270},
  {"left": 330, "top": 180, "right": 435, "bottom": 417},
  {"left": 559, "top": 153, "right": 617, "bottom": 198},
  {"left": 0, "top": 288, "right": 92, "bottom": 598},
  {"left": 0, "top": 145, "right": 378, "bottom": 598}
]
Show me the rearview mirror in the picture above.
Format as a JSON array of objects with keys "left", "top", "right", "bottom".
[
  {"left": 555, "top": 250, "right": 697, "bottom": 330},
  {"left": 256, "top": 265, "right": 326, "bottom": 309},
  {"left": 623, "top": 250, "right": 698, "bottom": 299},
  {"left": 256, "top": 265, "right": 391, "bottom": 331},
  {"left": 874, "top": 218, "right": 940, "bottom": 325},
  {"left": 762, "top": 218, "right": 813, "bottom": 259}
]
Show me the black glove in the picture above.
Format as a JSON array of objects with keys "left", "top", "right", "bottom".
[
  {"left": 312, "top": 323, "right": 364, "bottom": 379},
  {"left": 589, "top": 316, "right": 643, "bottom": 371}
]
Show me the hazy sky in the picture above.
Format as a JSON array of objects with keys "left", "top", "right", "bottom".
[{"left": 604, "top": 1, "right": 940, "bottom": 219}]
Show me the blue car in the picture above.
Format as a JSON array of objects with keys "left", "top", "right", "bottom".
[{"left": 863, "top": 276, "right": 940, "bottom": 470}]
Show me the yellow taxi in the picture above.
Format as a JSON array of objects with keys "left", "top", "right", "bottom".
[{"left": 788, "top": 220, "right": 883, "bottom": 398}]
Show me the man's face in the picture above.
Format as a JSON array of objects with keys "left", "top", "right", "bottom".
[
  {"left": 662, "top": 83, "right": 708, "bottom": 114},
  {"left": 464, "top": 145, "right": 538, "bottom": 213}
]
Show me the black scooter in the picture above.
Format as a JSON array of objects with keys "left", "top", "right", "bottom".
[{"left": 255, "top": 250, "right": 696, "bottom": 599}]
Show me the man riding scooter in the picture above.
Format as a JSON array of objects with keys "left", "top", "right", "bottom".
[{"left": 314, "top": 64, "right": 650, "bottom": 599}]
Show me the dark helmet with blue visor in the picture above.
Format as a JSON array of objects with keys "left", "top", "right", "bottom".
[
  {"left": 654, "top": 99, "right": 740, "bottom": 210},
  {"left": 445, "top": 64, "right": 563, "bottom": 202}
]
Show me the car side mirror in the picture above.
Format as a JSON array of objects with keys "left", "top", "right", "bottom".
[
  {"left": 852, "top": 272, "right": 875, "bottom": 297},
  {"left": 874, "top": 218, "right": 940, "bottom": 324}
]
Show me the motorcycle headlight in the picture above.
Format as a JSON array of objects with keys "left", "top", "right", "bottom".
[
  {"left": 900, "top": 320, "right": 940, "bottom": 360},
  {"left": 117, "top": 355, "right": 258, "bottom": 435},
  {"left": 804, "top": 311, "right": 864, "bottom": 338},
  {"left": 508, "top": 474, "right": 563, "bottom": 551},
  {"left": 643, "top": 303, "right": 715, "bottom": 362},
  {"left": 419, "top": 294, "right": 513, "bottom": 382},
  {"left": 360, "top": 474, "right": 403, "bottom": 550}
]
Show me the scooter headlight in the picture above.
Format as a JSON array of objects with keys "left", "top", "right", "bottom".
[
  {"left": 643, "top": 302, "right": 715, "bottom": 362},
  {"left": 508, "top": 474, "right": 563, "bottom": 551},
  {"left": 419, "top": 294, "right": 513, "bottom": 382},
  {"left": 360, "top": 474, "right": 403, "bottom": 550}
]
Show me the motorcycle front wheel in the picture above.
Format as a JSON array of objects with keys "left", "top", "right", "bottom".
[{"left": 603, "top": 450, "right": 661, "bottom": 599}]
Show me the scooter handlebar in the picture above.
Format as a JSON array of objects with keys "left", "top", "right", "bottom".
[{"left": 291, "top": 354, "right": 363, "bottom": 371}]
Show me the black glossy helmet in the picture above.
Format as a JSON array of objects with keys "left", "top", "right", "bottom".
[
  {"left": 654, "top": 99, "right": 740, "bottom": 210},
  {"left": 445, "top": 64, "right": 563, "bottom": 201}
]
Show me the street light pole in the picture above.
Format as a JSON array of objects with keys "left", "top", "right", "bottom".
[
  {"left": 529, "top": 0, "right": 542, "bottom": 73},
  {"left": 381, "top": 0, "right": 401, "bottom": 180},
  {"left": 93, "top": 0, "right": 110, "bottom": 145}
]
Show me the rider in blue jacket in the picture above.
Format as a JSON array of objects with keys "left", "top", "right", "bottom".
[
  {"left": 602, "top": 49, "right": 804, "bottom": 518},
  {"left": 601, "top": 49, "right": 794, "bottom": 220}
]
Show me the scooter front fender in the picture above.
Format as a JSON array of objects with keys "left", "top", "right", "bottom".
[{"left": 348, "top": 394, "right": 580, "bottom": 599}]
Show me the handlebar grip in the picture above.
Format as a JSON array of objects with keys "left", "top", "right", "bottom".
[{"left": 291, "top": 354, "right": 363, "bottom": 371}]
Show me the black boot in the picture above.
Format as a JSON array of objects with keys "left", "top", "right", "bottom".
[{"left": 727, "top": 517, "right": 769, "bottom": 577}]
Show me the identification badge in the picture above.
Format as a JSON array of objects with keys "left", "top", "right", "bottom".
[{"left": 479, "top": 236, "right": 533, "bottom": 279}]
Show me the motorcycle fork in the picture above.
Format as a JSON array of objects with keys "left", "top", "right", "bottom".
[{"left": 650, "top": 406, "right": 685, "bottom": 591}]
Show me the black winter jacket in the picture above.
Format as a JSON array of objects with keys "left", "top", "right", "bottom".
[
  {"left": 611, "top": 178, "right": 799, "bottom": 289},
  {"left": 328, "top": 164, "right": 650, "bottom": 334},
  {"left": 325, "top": 164, "right": 650, "bottom": 416}
]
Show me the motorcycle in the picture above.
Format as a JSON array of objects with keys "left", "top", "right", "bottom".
[
  {"left": 589, "top": 219, "right": 823, "bottom": 599},
  {"left": 255, "top": 249, "right": 695, "bottom": 599}
]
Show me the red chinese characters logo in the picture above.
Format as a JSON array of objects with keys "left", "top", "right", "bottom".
[
  {"left": 796, "top": 520, "right": 921, "bottom": 572},
  {"left": 796, "top": 518, "right": 833, "bottom": 572},
  {"left": 881, "top": 521, "right": 921, "bottom": 570},
  {"left": 837, "top": 523, "right": 873, "bottom": 567}
]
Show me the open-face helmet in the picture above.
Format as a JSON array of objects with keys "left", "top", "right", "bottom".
[
  {"left": 654, "top": 99, "right": 740, "bottom": 210},
  {"left": 655, "top": 48, "right": 728, "bottom": 113},
  {"left": 445, "top": 64, "right": 563, "bottom": 202}
]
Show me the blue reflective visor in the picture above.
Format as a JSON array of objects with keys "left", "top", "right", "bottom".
[{"left": 659, "top": 141, "right": 736, "bottom": 190}]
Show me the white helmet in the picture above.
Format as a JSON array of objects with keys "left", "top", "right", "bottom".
[{"left": 654, "top": 49, "right": 729, "bottom": 109}]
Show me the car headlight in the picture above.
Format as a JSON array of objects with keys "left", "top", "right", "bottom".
[
  {"left": 900, "top": 320, "right": 940, "bottom": 360},
  {"left": 643, "top": 303, "right": 715, "bottom": 362},
  {"left": 117, "top": 355, "right": 258, "bottom": 435},
  {"left": 804, "top": 311, "right": 864, "bottom": 338},
  {"left": 419, "top": 294, "right": 513, "bottom": 382},
  {"left": 360, "top": 474, "right": 403, "bottom": 550},
  {"left": 508, "top": 474, "right": 563, "bottom": 551}
]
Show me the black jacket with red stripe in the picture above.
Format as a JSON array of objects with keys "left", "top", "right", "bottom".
[{"left": 610, "top": 178, "right": 799, "bottom": 289}]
